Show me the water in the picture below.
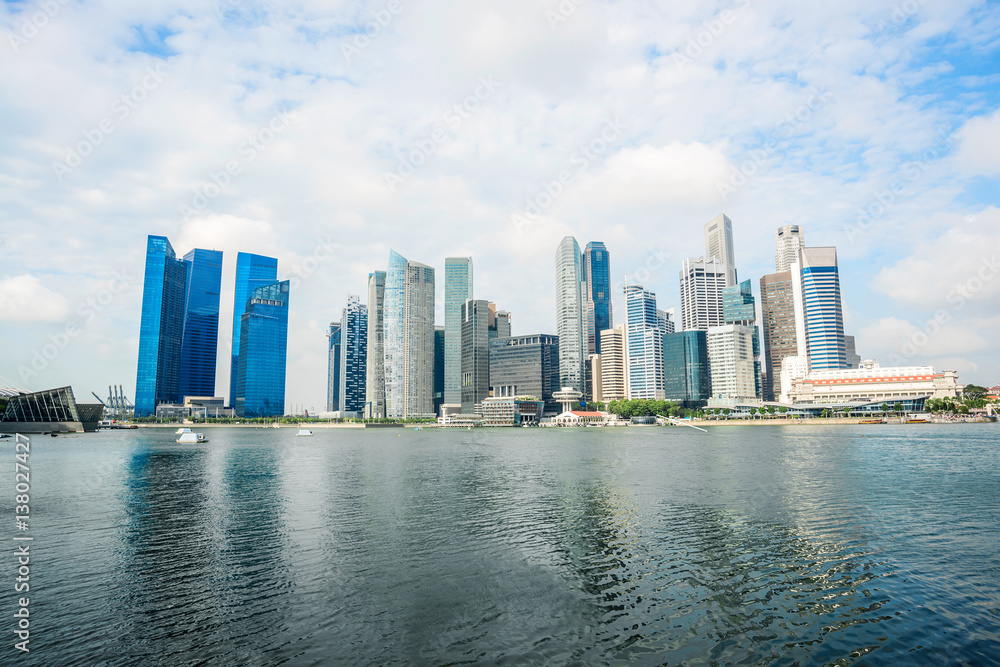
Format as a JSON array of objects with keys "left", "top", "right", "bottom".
[{"left": 3, "top": 424, "right": 999, "bottom": 665}]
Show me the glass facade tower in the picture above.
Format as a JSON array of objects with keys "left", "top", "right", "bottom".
[
  {"left": 339, "top": 296, "right": 368, "bottom": 413},
  {"left": 624, "top": 284, "right": 665, "bottom": 400},
  {"left": 445, "top": 258, "right": 473, "bottom": 405},
  {"left": 461, "top": 299, "right": 490, "bottom": 413},
  {"left": 235, "top": 280, "right": 289, "bottom": 417},
  {"left": 797, "top": 247, "right": 847, "bottom": 370},
  {"left": 230, "top": 253, "right": 278, "bottom": 406},
  {"left": 365, "top": 270, "right": 386, "bottom": 418},
  {"left": 327, "top": 322, "right": 341, "bottom": 412},
  {"left": 488, "top": 334, "right": 561, "bottom": 414},
  {"left": 582, "top": 242, "right": 612, "bottom": 355},
  {"left": 662, "top": 330, "right": 711, "bottom": 402},
  {"left": 135, "top": 236, "right": 190, "bottom": 416},
  {"left": 178, "top": 248, "right": 223, "bottom": 399},
  {"left": 555, "top": 236, "right": 585, "bottom": 393}
]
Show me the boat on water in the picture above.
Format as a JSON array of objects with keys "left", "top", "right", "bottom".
[
  {"left": 859, "top": 418, "right": 885, "bottom": 424},
  {"left": 296, "top": 429, "right": 313, "bottom": 436},
  {"left": 177, "top": 432, "right": 207, "bottom": 444}
]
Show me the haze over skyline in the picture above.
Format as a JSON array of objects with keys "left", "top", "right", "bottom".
[{"left": 2, "top": 0, "right": 999, "bottom": 411}]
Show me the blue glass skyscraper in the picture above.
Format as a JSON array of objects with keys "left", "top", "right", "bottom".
[
  {"left": 797, "top": 247, "right": 846, "bottom": 370},
  {"left": 624, "top": 283, "right": 665, "bottom": 400},
  {"left": 178, "top": 249, "right": 223, "bottom": 399},
  {"left": 444, "top": 258, "right": 473, "bottom": 405},
  {"left": 327, "top": 322, "right": 342, "bottom": 412},
  {"left": 230, "top": 252, "right": 278, "bottom": 406},
  {"left": 136, "top": 236, "right": 223, "bottom": 416},
  {"left": 662, "top": 330, "right": 711, "bottom": 402},
  {"left": 235, "top": 280, "right": 289, "bottom": 417},
  {"left": 338, "top": 295, "right": 368, "bottom": 413},
  {"left": 135, "top": 236, "right": 190, "bottom": 416},
  {"left": 583, "top": 242, "right": 612, "bottom": 354}
]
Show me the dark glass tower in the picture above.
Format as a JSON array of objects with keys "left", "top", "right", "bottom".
[
  {"left": 135, "top": 236, "right": 190, "bottom": 416},
  {"left": 327, "top": 322, "right": 342, "bottom": 412},
  {"left": 235, "top": 280, "right": 289, "bottom": 417},
  {"left": 339, "top": 296, "right": 368, "bottom": 413},
  {"left": 230, "top": 252, "right": 278, "bottom": 406},
  {"left": 662, "top": 330, "right": 711, "bottom": 403},
  {"left": 178, "top": 249, "right": 223, "bottom": 399},
  {"left": 583, "top": 241, "right": 612, "bottom": 354}
]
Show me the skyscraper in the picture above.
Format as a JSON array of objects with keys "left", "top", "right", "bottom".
[
  {"left": 434, "top": 326, "right": 445, "bottom": 416},
  {"left": 656, "top": 308, "right": 676, "bottom": 335},
  {"left": 775, "top": 225, "right": 804, "bottom": 273},
  {"left": 488, "top": 334, "right": 561, "bottom": 414},
  {"left": 461, "top": 299, "right": 490, "bottom": 413},
  {"left": 230, "top": 252, "right": 278, "bottom": 405},
  {"left": 338, "top": 295, "right": 368, "bottom": 414},
  {"left": 722, "top": 279, "right": 762, "bottom": 398},
  {"left": 582, "top": 241, "right": 612, "bottom": 354},
  {"left": 235, "top": 280, "right": 289, "bottom": 417},
  {"left": 624, "top": 284, "right": 665, "bottom": 400},
  {"left": 704, "top": 213, "right": 737, "bottom": 286},
  {"left": 178, "top": 249, "right": 223, "bottom": 399},
  {"left": 795, "top": 247, "right": 846, "bottom": 370},
  {"left": 599, "top": 324, "right": 627, "bottom": 402},
  {"left": 555, "top": 236, "right": 585, "bottom": 393},
  {"left": 383, "top": 251, "right": 436, "bottom": 418},
  {"left": 679, "top": 257, "right": 728, "bottom": 331},
  {"left": 365, "top": 270, "right": 386, "bottom": 418},
  {"left": 327, "top": 322, "right": 341, "bottom": 412},
  {"left": 444, "top": 257, "right": 473, "bottom": 406},
  {"left": 135, "top": 236, "right": 192, "bottom": 416},
  {"left": 760, "top": 272, "right": 798, "bottom": 401},
  {"left": 662, "top": 330, "right": 711, "bottom": 403},
  {"left": 845, "top": 335, "right": 862, "bottom": 369},
  {"left": 495, "top": 310, "right": 511, "bottom": 338},
  {"left": 707, "top": 325, "right": 758, "bottom": 400}
]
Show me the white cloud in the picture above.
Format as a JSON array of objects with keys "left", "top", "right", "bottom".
[
  {"left": 953, "top": 109, "right": 1000, "bottom": 176},
  {"left": 0, "top": 275, "right": 71, "bottom": 323}
]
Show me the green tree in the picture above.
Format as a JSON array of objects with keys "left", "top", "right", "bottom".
[
  {"left": 894, "top": 402, "right": 904, "bottom": 416},
  {"left": 880, "top": 402, "right": 889, "bottom": 415},
  {"left": 766, "top": 405, "right": 776, "bottom": 417},
  {"left": 778, "top": 406, "right": 788, "bottom": 414}
]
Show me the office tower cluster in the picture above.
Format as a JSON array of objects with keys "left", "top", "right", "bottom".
[{"left": 136, "top": 237, "right": 287, "bottom": 417}]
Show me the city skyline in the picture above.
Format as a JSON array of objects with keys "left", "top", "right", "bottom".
[{"left": 2, "top": 1, "right": 998, "bottom": 410}]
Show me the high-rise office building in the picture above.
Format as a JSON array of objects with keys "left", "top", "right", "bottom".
[
  {"left": 760, "top": 272, "right": 799, "bottom": 401},
  {"left": 599, "top": 324, "right": 627, "bottom": 402},
  {"left": 230, "top": 252, "right": 278, "bottom": 405},
  {"left": 461, "top": 299, "right": 490, "bottom": 413},
  {"left": 178, "top": 248, "right": 223, "bottom": 399},
  {"left": 795, "top": 247, "right": 846, "bottom": 370},
  {"left": 582, "top": 242, "right": 613, "bottom": 354},
  {"left": 384, "top": 252, "right": 436, "bottom": 418},
  {"left": 235, "top": 280, "right": 289, "bottom": 417},
  {"left": 488, "top": 334, "right": 561, "bottom": 414},
  {"left": 722, "top": 279, "right": 762, "bottom": 398},
  {"left": 136, "top": 236, "right": 194, "bottom": 416},
  {"left": 555, "top": 236, "right": 585, "bottom": 393},
  {"left": 338, "top": 295, "right": 368, "bottom": 414},
  {"left": 845, "top": 335, "right": 862, "bottom": 369},
  {"left": 433, "top": 326, "right": 445, "bottom": 416},
  {"left": 662, "top": 330, "right": 711, "bottom": 403},
  {"left": 657, "top": 308, "right": 676, "bottom": 335},
  {"left": 588, "top": 354, "right": 603, "bottom": 404},
  {"left": 707, "top": 324, "right": 758, "bottom": 400},
  {"left": 624, "top": 284, "right": 665, "bottom": 400},
  {"left": 704, "top": 214, "right": 737, "bottom": 286},
  {"left": 679, "top": 257, "right": 728, "bottom": 331},
  {"left": 775, "top": 225, "right": 804, "bottom": 273},
  {"left": 365, "top": 270, "right": 386, "bottom": 418},
  {"left": 495, "top": 310, "right": 511, "bottom": 338},
  {"left": 444, "top": 257, "right": 473, "bottom": 405},
  {"left": 326, "top": 321, "right": 341, "bottom": 412}
]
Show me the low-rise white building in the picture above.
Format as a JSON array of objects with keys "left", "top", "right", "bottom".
[{"left": 787, "top": 361, "right": 961, "bottom": 405}]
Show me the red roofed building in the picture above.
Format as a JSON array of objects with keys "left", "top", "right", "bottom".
[{"left": 554, "top": 410, "right": 605, "bottom": 425}]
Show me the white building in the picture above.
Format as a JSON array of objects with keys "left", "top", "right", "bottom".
[
  {"left": 599, "top": 324, "right": 627, "bottom": 402},
  {"left": 704, "top": 213, "right": 737, "bottom": 286},
  {"left": 680, "top": 257, "right": 728, "bottom": 331},
  {"left": 707, "top": 324, "right": 758, "bottom": 401},
  {"left": 555, "top": 236, "right": 586, "bottom": 394},
  {"left": 775, "top": 224, "right": 805, "bottom": 273},
  {"left": 787, "top": 361, "right": 961, "bottom": 405}
]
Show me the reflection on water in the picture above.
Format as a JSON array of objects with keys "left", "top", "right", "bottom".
[{"left": 5, "top": 425, "right": 999, "bottom": 664}]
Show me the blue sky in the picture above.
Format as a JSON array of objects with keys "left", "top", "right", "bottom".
[{"left": 1, "top": 0, "right": 999, "bottom": 410}]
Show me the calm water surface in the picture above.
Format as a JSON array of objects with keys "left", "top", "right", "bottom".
[{"left": 3, "top": 424, "right": 999, "bottom": 665}]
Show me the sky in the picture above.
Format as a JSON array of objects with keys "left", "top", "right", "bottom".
[{"left": 1, "top": 0, "right": 998, "bottom": 412}]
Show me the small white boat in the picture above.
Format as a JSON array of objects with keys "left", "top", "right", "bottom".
[
  {"left": 177, "top": 432, "right": 207, "bottom": 443},
  {"left": 296, "top": 429, "right": 313, "bottom": 437},
  {"left": 176, "top": 427, "right": 192, "bottom": 434}
]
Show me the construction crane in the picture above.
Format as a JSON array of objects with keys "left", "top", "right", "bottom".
[{"left": 93, "top": 385, "right": 134, "bottom": 421}]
